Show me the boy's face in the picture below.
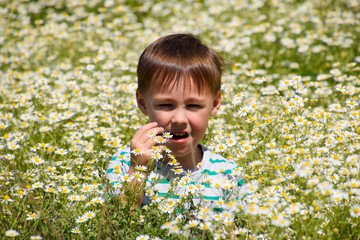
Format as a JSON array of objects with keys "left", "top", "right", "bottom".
[{"left": 136, "top": 79, "right": 221, "bottom": 161}]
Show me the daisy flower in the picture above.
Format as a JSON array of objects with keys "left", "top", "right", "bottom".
[
  {"left": 30, "top": 156, "right": 44, "bottom": 165},
  {"left": 199, "top": 222, "right": 211, "bottom": 231},
  {"left": 147, "top": 130, "right": 157, "bottom": 138},
  {"left": 5, "top": 230, "right": 19, "bottom": 237},
  {"left": 133, "top": 172, "right": 145, "bottom": 181},
  {"left": 151, "top": 152, "right": 163, "bottom": 160},
  {"left": 282, "top": 78, "right": 294, "bottom": 86},
  {"left": 5, "top": 153, "right": 15, "bottom": 160},
  {"left": 26, "top": 212, "right": 40, "bottom": 220},
  {"left": 121, "top": 175, "right": 134, "bottom": 182},
  {"left": 156, "top": 136, "right": 167, "bottom": 144},
  {"left": 238, "top": 106, "right": 251, "bottom": 117},
  {"left": 68, "top": 195, "right": 80, "bottom": 201},
  {"left": 232, "top": 93, "right": 244, "bottom": 105},
  {"left": 44, "top": 185, "right": 55, "bottom": 193},
  {"left": 168, "top": 158, "right": 179, "bottom": 166},
  {"left": 135, "top": 165, "right": 148, "bottom": 171},
  {"left": 80, "top": 185, "right": 91, "bottom": 193},
  {"left": 215, "top": 144, "right": 227, "bottom": 152},
  {"left": 0, "top": 122, "right": 9, "bottom": 129},
  {"left": 86, "top": 64, "right": 95, "bottom": 71},
  {"left": 346, "top": 99, "right": 358, "bottom": 109},
  {"left": 245, "top": 69, "right": 257, "bottom": 77},
  {"left": 162, "top": 132, "right": 173, "bottom": 139},
  {"left": 253, "top": 77, "right": 266, "bottom": 84},
  {"left": 83, "top": 211, "right": 96, "bottom": 219},
  {"left": 163, "top": 147, "right": 172, "bottom": 154},
  {"left": 242, "top": 142, "right": 253, "bottom": 153},
  {"left": 55, "top": 148, "right": 68, "bottom": 155},
  {"left": 187, "top": 219, "right": 199, "bottom": 228},
  {"left": 59, "top": 186, "right": 71, "bottom": 194},
  {"left": 76, "top": 215, "right": 88, "bottom": 223},
  {"left": 291, "top": 75, "right": 302, "bottom": 84},
  {"left": 272, "top": 215, "right": 291, "bottom": 227},
  {"left": 131, "top": 148, "right": 144, "bottom": 156},
  {"left": 32, "top": 182, "right": 44, "bottom": 189},
  {"left": 350, "top": 205, "right": 360, "bottom": 218},
  {"left": 30, "top": 236, "right": 42, "bottom": 240},
  {"left": 71, "top": 227, "right": 81, "bottom": 234},
  {"left": 136, "top": 234, "right": 150, "bottom": 240},
  {"left": 293, "top": 115, "right": 305, "bottom": 126},
  {"left": 2, "top": 194, "right": 13, "bottom": 203}
]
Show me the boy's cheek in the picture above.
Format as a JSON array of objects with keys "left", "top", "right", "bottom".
[{"left": 148, "top": 112, "right": 167, "bottom": 124}]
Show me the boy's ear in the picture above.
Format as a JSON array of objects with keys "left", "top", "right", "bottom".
[
  {"left": 211, "top": 91, "right": 221, "bottom": 116},
  {"left": 136, "top": 89, "right": 148, "bottom": 115}
]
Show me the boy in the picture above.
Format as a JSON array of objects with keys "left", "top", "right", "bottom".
[{"left": 107, "top": 33, "right": 244, "bottom": 208}]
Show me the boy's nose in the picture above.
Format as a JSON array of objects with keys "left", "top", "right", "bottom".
[{"left": 172, "top": 108, "right": 188, "bottom": 125}]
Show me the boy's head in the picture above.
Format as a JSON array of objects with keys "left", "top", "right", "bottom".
[
  {"left": 136, "top": 33, "right": 225, "bottom": 165},
  {"left": 137, "top": 33, "right": 225, "bottom": 96}
]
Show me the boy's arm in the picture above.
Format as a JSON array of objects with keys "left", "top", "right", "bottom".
[
  {"left": 117, "top": 165, "right": 147, "bottom": 207},
  {"left": 123, "top": 122, "right": 164, "bottom": 207}
]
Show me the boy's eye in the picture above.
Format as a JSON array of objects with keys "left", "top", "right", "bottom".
[
  {"left": 187, "top": 104, "right": 202, "bottom": 108},
  {"left": 158, "top": 104, "right": 172, "bottom": 108}
]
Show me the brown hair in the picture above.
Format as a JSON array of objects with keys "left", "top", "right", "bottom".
[{"left": 137, "top": 33, "right": 225, "bottom": 95}]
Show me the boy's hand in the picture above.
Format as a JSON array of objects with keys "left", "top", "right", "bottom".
[{"left": 130, "top": 122, "right": 164, "bottom": 167}]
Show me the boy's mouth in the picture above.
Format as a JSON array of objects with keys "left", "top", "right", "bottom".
[
  {"left": 156, "top": 132, "right": 189, "bottom": 140},
  {"left": 171, "top": 132, "right": 189, "bottom": 140}
]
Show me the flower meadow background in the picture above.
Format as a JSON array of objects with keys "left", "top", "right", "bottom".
[{"left": 1, "top": 0, "right": 360, "bottom": 239}]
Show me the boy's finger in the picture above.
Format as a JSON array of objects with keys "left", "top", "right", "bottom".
[
  {"left": 133, "top": 123, "right": 163, "bottom": 141},
  {"left": 145, "top": 127, "right": 165, "bottom": 138},
  {"left": 134, "top": 122, "right": 158, "bottom": 136},
  {"left": 137, "top": 127, "right": 164, "bottom": 144},
  {"left": 143, "top": 135, "right": 164, "bottom": 148}
]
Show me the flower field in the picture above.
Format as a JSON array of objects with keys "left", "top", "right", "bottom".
[{"left": 1, "top": 0, "right": 360, "bottom": 239}]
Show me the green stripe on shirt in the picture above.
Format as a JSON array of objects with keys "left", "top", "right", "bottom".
[
  {"left": 201, "top": 169, "right": 233, "bottom": 175},
  {"left": 209, "top": 158, "right": 227, "bottom": 163}
]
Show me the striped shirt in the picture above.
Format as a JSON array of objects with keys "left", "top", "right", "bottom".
[{"left": 107, "top": 144, "right": 244, "bottom": 207}]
